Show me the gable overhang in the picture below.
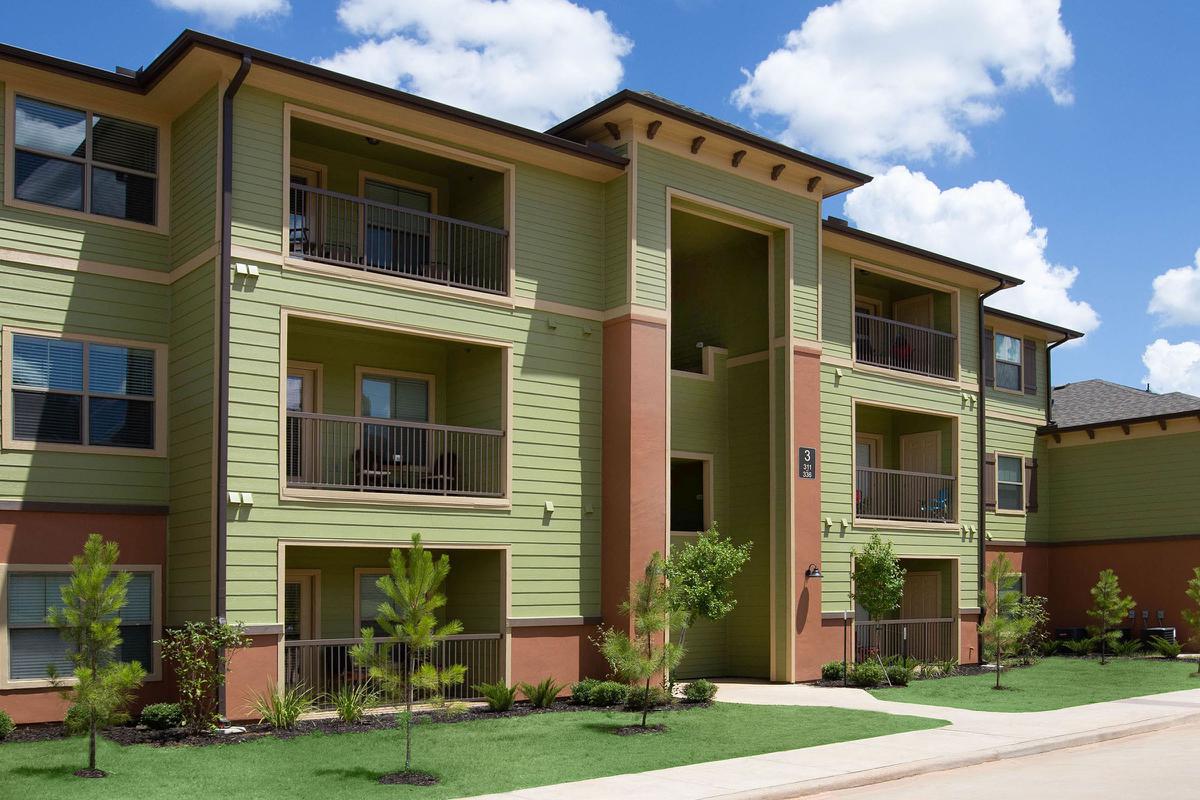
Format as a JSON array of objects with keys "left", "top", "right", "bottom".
[
  {"left": 983, "top": 307, "right": 1084, "bottom": 344},
  {"left": 549, "top": 91, "right": 870, "bottom": 198},
  {"left": 823, "top": 221, "right": 1022, "bottom": 292}
]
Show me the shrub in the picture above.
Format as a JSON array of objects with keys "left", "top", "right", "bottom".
[
  {"left": 474, "top": 681, "right": 518, "bottom": 712},
  {"left": 1110, "top": 638, "right": 1143, "bottom": 658},
  {"left": 329, "top": 683, "right": 376, "bottom": 723},
  {"left": 821, "top": 661, "right": 845, "bottom": 681},
  {"left": 1062, "top": 637, "right": 1095, "bottom": 656},
  {"left": 518, "top": 677, "right": 564, "bottom": 709},
  {"left": 1013, "top": 595, "right": 1051, "bottom": 664},
  {"left": 885, "top": 662, "right": 916, "bottom": 686},
  {"left": 683, "top": 679, "right": 718, "bottom": 702},
  {"left": 624, "top": 684, "right": 671, "bottom": 710},
  {"left": 592, "top": 681, "right": 628, "bottom": 706},
  {"left": 139, "top": 702, "right": 183, "bottom": 730},
  {"left": 569, "top": 678, "right": 601, "bottom": 705},
  {"left": 849, "top": 661, "right": 886, "bottom": 688},
  {"left": 1149, "top": 635, "right": 1183, "bottom": 659},
  {"left": 252, "top": 684, "right": 314, "bottom": 729},
  {"left": 1038, "top": 639, "right": 1061, "bottom": 658},
  {"left": 158, "top": 619, "right": 250, "bottom": 732},
  {"left": 0, "top": 710, "right": 15, "bottom": 740}
]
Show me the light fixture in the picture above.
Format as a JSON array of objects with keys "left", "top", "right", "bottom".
[
  {"left": 365, "top": 136, "right": 381, "bottom": 146},
  {"left": 805, "top": 564, "right": 823, "bottom": 579}
]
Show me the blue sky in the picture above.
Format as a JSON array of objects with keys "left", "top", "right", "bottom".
[{"left": 7, "top": 0, "right": 1200, "bottom": 392}]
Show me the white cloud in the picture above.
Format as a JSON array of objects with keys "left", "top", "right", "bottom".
[
  {"left": 731, "top": 0, "right": 1074, "bottom": 169},
  {"left": 1142, "top": 339, "right": 1200, "bottom": 395},
  {"left": 843, "top": 166, "right": 1099, "bottom": 335},
  {"left": 315, "top": 0, "right": 632, "bottom": 130},
  {"left": 1148, "top": 249, "right": 1200, "bottom": 327},
  {"left": 153, "top": 0, "right": 289, "bottom": 27}
]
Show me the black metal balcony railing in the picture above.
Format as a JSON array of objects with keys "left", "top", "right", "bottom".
[
  {"left": 853, "top": 618, "right": 955, "bottom": 663},
  {"left": 855, "top": 467, "right": 955, "bottom": 523},
  {"left": 286, "top": 411, "right": 505, "bottom": 497},
  {"left": 289, "top": 183, "right": 508, "bottom": 295},
  {"left": 855, "top": 312, "right": 956, "bottom": 380}
]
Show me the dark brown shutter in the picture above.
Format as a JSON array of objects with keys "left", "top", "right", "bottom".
[
  {"left": 983, "top": 452, "right": 996, "bottom": 511},
  {"left": 1023, "top": 339, "right": 1037, "bottom": 395},
  {"left": 984, "top": 329, "right": 995, "bottom": 388},
  {"left": 1025, "top": 457, "right": 1039, "bottom": 512}
]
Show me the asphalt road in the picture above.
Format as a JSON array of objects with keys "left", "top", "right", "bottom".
[{"left": 808, "top": 721, "right": 1200, "bottom": 799}]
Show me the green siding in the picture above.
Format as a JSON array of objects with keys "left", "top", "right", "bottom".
[
  {"left": 985, "top": 416, "right": 1049, "bottom": 543},
  {"left": 170, "top": 89, "right": 219, "bottom": 268},
  {"left": 1047, "top": 431, "right": 1200, "bottom": 542},
  {"left": 985, "top": 328, "right": 1047, "bottom": 417},
  {"left": 231, "top": 88, "right": 285, "bottom": 253},
  {"left": 0, "top": 83, "right": 171, "bottom": 272},
  {"left": 603, "top": 171, "right": 628, "bottom": 309},
  {"left": 0, "top": 262, "right": 170, "bottom": 504}
]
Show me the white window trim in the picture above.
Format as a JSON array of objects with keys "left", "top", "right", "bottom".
[
  {"left": 3, "top": 86, "right": 170, "bottom": 234},
  {"left": 1, "top": 326, "right": 168, "bottom": 457},
  {"left": 994, "top": 451, "right": 1027, "bottom": 516},
  {"left": 993, "top": 331, "right": 1024, "bottom": 395},
  {"left": 0, "top": 562, "right": 163, "bottom": 689},
  {"left": 669, "top": 451, "right": 713, "bottom": 537}
]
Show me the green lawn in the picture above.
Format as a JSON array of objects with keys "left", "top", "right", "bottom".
[
  {"left": 0, "top": 703, "right": 944, "bottom": 799},
  {"left": 871, "top": 657, "right": 1200, "bottom": 712}
]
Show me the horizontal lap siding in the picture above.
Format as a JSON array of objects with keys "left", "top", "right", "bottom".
[
  {"left": 1048, "top": 431, "right": 1200, "bottom": 542},
  {"left": 819, "top": 364, "right": 979, "bottom": 611},
  {"left": 985, "top": 336, "right": 1045, "bottom": 417},
  {"left": 986, "top": 417, "right": 1048, "bottom": 543},
  {"left": 603, "top": 172, "right": 628, "bottom": 309},
  {"left": 224, "top": 264, "right": 601, "bottom": 625},
  {"left": 635, "top": 146, "right": 819, "bottom": 328},
  {"left": 513, "top": 165, "right": 604, "bottom": 309},
  {"left": 170, "top": 88, "right": 218, "bottom": 269},
  {"left": 231, "top": 89, "right": 284, "bottom": 253},
  {"left": 0, "top": 262, "right": 170, "bottom": 503},
  {"left": 0, "top": 83, "right": 170, "bottom": 272}
]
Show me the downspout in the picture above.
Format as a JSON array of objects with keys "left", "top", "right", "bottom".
[
  {"left": 976, "top": 281, "right": 1007, "bottom": 660},
  {"left": 217, "top": 54, "right": 252, "bottom": 717},
  {"left": 1045, "top": 336, "right": 1070, "bottom": 424}
]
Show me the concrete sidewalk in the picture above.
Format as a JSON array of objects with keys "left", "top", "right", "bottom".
[{"left": 467, "top": 682, "right": 1200, "bottom": 800}]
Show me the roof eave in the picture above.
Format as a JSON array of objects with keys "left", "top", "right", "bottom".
[{"left": 1039, "top": 407, "right": 1200, "bottom": 436}]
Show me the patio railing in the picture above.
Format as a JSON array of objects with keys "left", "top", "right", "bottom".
[
  {"left": 289, "top": 183, "right": 509, "bottom": 295},
  {"left": 286, "top": 411, "right": 505, "bottom": 497},
  {"left": 855, "top": 312, "right": 956, "bottom": 380},
  {"left": 855, "top": 467, "right": 955, "bottom": 523},
  {"left": 283, "top": 633, "right": 504, "bottom": 709},
  {"left": 853, "top": 618, "right": 955, "bottom": 663}
]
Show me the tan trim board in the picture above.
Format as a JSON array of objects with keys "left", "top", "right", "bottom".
[
  {"left": 987, "top": 408, "right": 1047, "bottom": 426},
  {"left": 0, "top": 247, "right": 171, "bottom": 285},
  {"left": 511, "top": 295, "right": 604, "bottom": 321}
]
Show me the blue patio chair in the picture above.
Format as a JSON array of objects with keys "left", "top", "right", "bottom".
[{"left": 921, "top": 488, "right": 951, "bottom": 520}]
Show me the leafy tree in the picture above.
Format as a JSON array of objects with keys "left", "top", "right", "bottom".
[
  {"left": 47, "top": 534, "right": 146, "bottom": 776},
  {"left": 1013, "top": 594, "right": 1051, "bottom": 665},
  {"left": 158, "top": 620, "right": 250, "bottom": 732},
  {"left": 1086, "top": 569, "right": 1136, "bottom": 665},
  {"left": 1181, "top": 566, "right": 1200, "bottom": 676},
  {"left": 666, "top": 523, "right": 751, "bottom": 654},
  {"left": 979, "top": 552, "right": 1033, "bottom": 689},
  {"left": 350, "top": 533, "right": 466, "bottom": 775},
  {"left": 596, "top": 553, "right": 686, "bottom": 728},
  {"left": 851, "top": 534, "right": 905, "bottom": 622}
]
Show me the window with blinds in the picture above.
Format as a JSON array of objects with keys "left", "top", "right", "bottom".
[
  {"left": 10, "top": 333, "right": 157, "bottom": 449},
  {"left": 358, "top": 572, "right": 389, "bottom": 636},
  {"left": 995, "top": 333, "right": 1023, "bottom": 392},
  {"left": 6, "top": 571, "right": 153, "bottom": 680},
  {"left": 13, "top": 96, "right": 158, "bottom": 225}
]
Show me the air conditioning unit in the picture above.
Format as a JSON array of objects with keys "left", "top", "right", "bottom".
[{"left": 1142, "top": 626, "right": 1176, "bottom": 643}]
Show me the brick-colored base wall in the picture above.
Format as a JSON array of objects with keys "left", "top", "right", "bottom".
[
  {"left": 959, "top": 613, "right": 980, "bottom": 664},
  {"left": 510, "top": 624, "right": 608, "bottom": 693},
  {"left": 225, "top": 633, "right": 280, "bottom": 722}
]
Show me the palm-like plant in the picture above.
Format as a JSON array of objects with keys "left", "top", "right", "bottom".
[{"left": 349, "top": 534, "right": 465, "bottom": 773}]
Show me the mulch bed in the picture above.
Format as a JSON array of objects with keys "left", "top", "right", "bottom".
[
  {"left": 3, "top": 699, "right": 709, "bottom": 749},
  {"left": 614, "top": 724, "right": 665, "bottom": 736},
  {"left": 73, "top": 769, "right": 107, "bottom": 778},
  {"left": 378, "top": 770, "right": 439, "bottom": 786}
]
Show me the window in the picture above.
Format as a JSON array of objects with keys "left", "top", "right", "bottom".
[
  {"left": 359, "top": 370, "right": 434, "bottom": 469},
  {"left": 362, "top": 178, "right": 433, "bottom": 270},
  {"left": 13, "top": 96, "right": 158, "bottom": 225},
  {"left": 9, "top": 333, "right": 157, "bottom": 450},
  {"left": 670, "top": 458, "right": 707, "bottom": 533},
  {"left": 357, "top": 571, "right": 389, "bottom": 636},
  {"left": 999, "top": 573, "right": 1025, "bottom": 603},
  {"left": 994, "top": 333, "right": 1022, "bottom": 391},
  {"left": 6, "top": 571, "right": 153, "bottom": 680},
  {"left": 997, "top": 455, "right": 1025, "bottom": 512}
]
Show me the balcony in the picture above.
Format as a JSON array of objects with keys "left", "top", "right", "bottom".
[
  {"left": 284, "top": 314, "right": 507, "bottom": 501},
  {"left": 289, "top": 184, "right": 508, "bottom": 295},
  {"left": 853, "top": 268, "right": 957, "bottom": 380},
  {"left": 855, "top": 403, "right": 958, "bottom": 524},
  {"left": 854, "top": 313, "right": 956, "bottom": 380},
  {"left": 288, "top": 115, "right": 510, "bottom": 296}
]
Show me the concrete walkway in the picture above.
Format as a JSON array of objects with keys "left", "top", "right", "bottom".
[{"left": 468, "top": 681, "right": 1200, "bottom": 800}]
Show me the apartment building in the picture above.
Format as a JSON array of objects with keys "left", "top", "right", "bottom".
[{"left": 0, "top": 32, "right": 1195, "bottom": 724}]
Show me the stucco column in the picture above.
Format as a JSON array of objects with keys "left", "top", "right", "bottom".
[{"left": 601, "top": 315, "right": 668, "bottom": 634}]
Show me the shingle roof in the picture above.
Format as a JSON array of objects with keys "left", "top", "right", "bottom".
[{"left": 1050, "top": 379, "right": 1200, "bottom": 428}]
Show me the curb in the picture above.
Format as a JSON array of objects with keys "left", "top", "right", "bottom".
[{"left": 718, "top": 710, "right": 1200, "bottom": 799}]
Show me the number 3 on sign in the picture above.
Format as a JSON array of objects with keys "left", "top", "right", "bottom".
[{"left": 798, "top": 447, "right": 816, "bottom": 480}]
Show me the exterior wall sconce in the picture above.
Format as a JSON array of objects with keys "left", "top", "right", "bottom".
[{"left": 805, "top": 564, "right": 823, "bottom": 579}]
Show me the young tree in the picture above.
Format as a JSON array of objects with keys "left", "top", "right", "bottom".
[
  {"left": 1180, "top": 566, "right": 1200, "bottom": 676},
  {"left": 47, "top": 534, "right": 146, "bottom": 777},
  {"left": 350, "top": 533, "right": 465, "bottom": 778},
  {"left": 666, "top": 523, "right": 752, "bottom": 654},
  {"left": 1086, "top": 569, "right": 1136, "bottom": 666},
  {"left": 851, "top": 534, "right": 905, "bottom": 658},
  {"left": 597, "top": 553, "right": 686, "bottom": 728},
  {"left": 979, "top": 553, "right": 1033, "bottom": 689},
  {"left": 157, "top": 620, "right": 250, "bottom": 732}
]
